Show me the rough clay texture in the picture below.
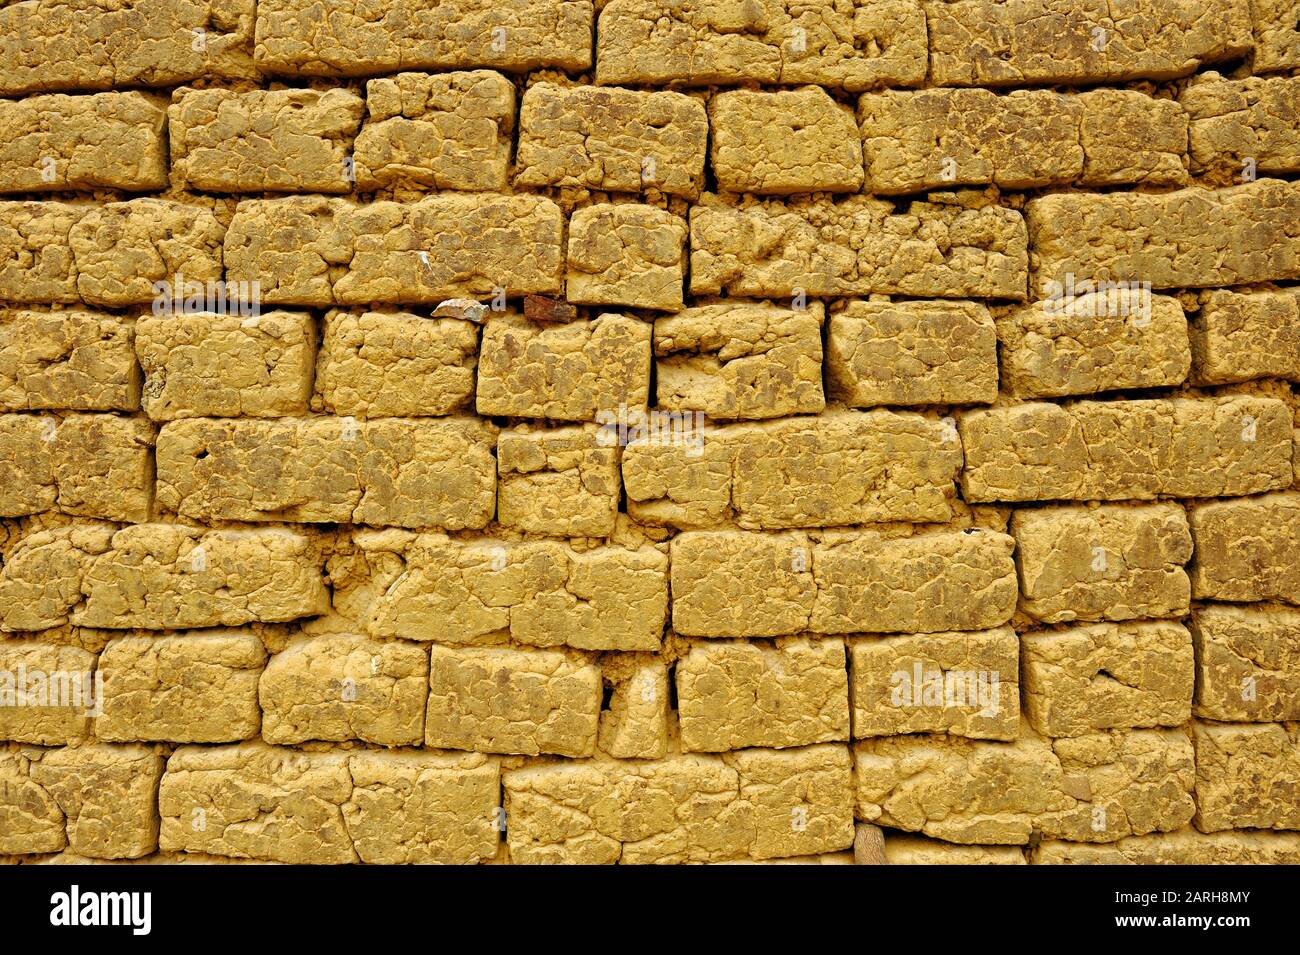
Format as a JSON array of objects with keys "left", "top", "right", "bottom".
[
  {"left": 258, "top": 633, "right": 428, "bottom": 746},
  {"left": 515, "top": 82, "right": 706, "bottom": 198},
  {"left": 676, "top": 637, "right": 850, "bottom": 752},
  {"left": 97, "top": 632, "right": 266, "bottom": 743},
  {"left": 169, "top": 87, "right": 365, "bottom": 193},
  {"left": 0, "top": 309, "right": 140, "bottom": 412},
  {"left": 1181, "top": 73, "right": 1300, "bottom": 175},
  {"left": 1027, "top": 180, "right": 1300, "bottom": 296},
  {"left": 848, "top": 627, "right": 1020, "bottom": 740},
  {"left": 859, "top": 88, "right": 1187, "bottom": 193},
  {"left": 136, "top": 311, "right": 316, "bottom": 419},
  {"left": 926, "top": 0, "right": 1253, "bottom": 87},
  {"left": 1190, "top": 290, "right": 1300, "bottom": 385},
  {"left": 566, "top": 203, "right": 686, "bottom": 311},
  {"left": 154, "top": 415, "right": 497, "bottom": 529},
  {"left": 1020, "top": 621, "right": 1195, "bottom": 737},
  {"left": 1, "top": 0, "right": 1298, "bottom": 869},
  {"left": 0, "top": 92, "right": 169, "bottom": 193},
  {"left": 355, "top": 71, "right": 515, "bottom": 192},
  {"left": 622, "top": 409, "right": 964, "bottom": 528},
  {"left": 315, "top": 310, "right": 477, "bottom": 418},
  {"left": 959, "top": 397, "right": 1293, "bottom": 502},
  {"left": 654, "top": 302, "right": 826, "bottom": 419},
  {"left": 1191, "top": 605, "right": 1300, "bottom": 723},
  {"left": 854, "top": 724, "right": 1198, "bottom": 844},
  {"left": 997, "top": 292, "right": 1192, "bottom": 398},
  {"left": 827, "top": 300, "right": 998, "bottom": 406},
  {"left": 711, "top": 87, "right": 863, "bottom": 195},
  {"left": 1010, "top": 504, "right": 1193, "bottom": 624}
]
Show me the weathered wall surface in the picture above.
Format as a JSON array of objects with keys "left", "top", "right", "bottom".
[{"left": 1, "top": 0, "right": 1299, "bottom": 865}]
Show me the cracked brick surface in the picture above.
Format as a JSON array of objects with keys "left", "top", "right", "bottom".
[
  {"left": 654, "top": 301, "right": 825, "bottom": 420},
  {"left": 854, "top": 724, "right": 1196, "bottom": 844},
  {"left": 925, "top": 0, "right": 1252, "bottom": 87},
  {"left": 827, "top": 300, "right": 998, "bottom": 406},
  {"left": 859, "top": 88, "right": 1186, "bottom": 193},
  {"left": 254, "top": 0, "right": 593, "bottom": 76},
  {"left": 690, "top": 195, "right": 1028, "bottom": 299},
  {"left": 1192, "top": 605, "right": 1300, "bottom": 723},
  {"left": 0, "top": 309, "right": 140, "bottom": 412},
  {"left": 359, "top": 532, "right": 669, "bottom": 652},
  {"left": 1190, "top": 289, "right": 1300, "bottom": 386},
  {"left": 0, "top": 92, "right": 168, "bottom": 192},
  {"left": 0, "top": 412, "right": 154, "bottom": 522},
  {"left": 155, "top": 415, "right": 497, "bottom": 529},
  {"left": 476, "top": 313, "right": 651, "bottom": 421},
  {"left": 98, "top": 631, "right": 265, "bottom": 743},
  {"left": 136, "top": 311, "right": 316, "bottom": 420},
  {"left": 355, "top": 71, "right": 515, "bottom": 192},
  {"left": 1033, "top": 830, "right": 1300, "bottom": 864},
  {"left": 959, "top": 396, "right": 1293, "bottom": 502},
  {"left": 515, "top": 83, "right": 707, "bottom": 198},
  {"left": 425, "top": 644, "right": 601, "bottom": 756},
  {"left": 670, "top": 528, "right": 1017, "bottom": 637},
  {"left": 848, "top": 627, "right": 1019, "bottom": 740},
  {"left": 1182, "top": 73, "right": 1300, "bottom": 176},
  {"left": 16, "top": 744, "right": 165, "bottom": 859},
  {"left": 497, "top": 424, "right": 621, "bottom": 538},
  {"left": 1188, "top": 492, "right": 1300, "bottom": 604},
  {"left": 158, "top": 743, "right": 500, "bottom": 864},
  {"left": 596, "top": 0, "right": 927, "bottom": 90},
  {"left": 1027, "top": 180, "right": 1300, "bottom": 296},
  {"left": 223, "top": 195, "right": 563, "bottom": 305},
  {"left": 0, "top": 640, "right": 97, "bottom": 743},
  {"left": 315, "top": 310, "right": 477, "bottom": 418},
  {"left": 711, "top": 87, "right": 863, "bottom": 195},
  {"left": 1251, "top": 0, "right": 1300, "bottom": 71},
  {"left": 259, "top": 633, "right": 428, "bottom": 746},
  {"left": 1010, "top": 504, "right": 1193, "bottom": 624},
  {"left": 0, "top": 0, "right": 256, "bottom": 96},
  {"left": 566, "top": 204, "right": 686, "bottom": 311},
  {"left": 1020, "top": 621, "right": 1194, "bottom": 737},
  {"left": 677, "top": 637, "right": 850, "bottom": 752},
  {"left": 622, "top": 409, "right": 964, "bottom": 529},
  {"left": 169, "top": 87, "right": 365, "bottom": 193},
  {"left": 0, "top": 199, "right": 224, "bottom": 306},
  {"left": 0, "top": 522, "right": 329, "bottom": 632},
  {"left": 503, "top": 743, "right": 854, "bottom": 863},
  {"left": 997, "top": 292, "right": 1191, "bottom": 398},
  {"left": 1192, "top": 722, "right": 1300, "bottom": 832}
]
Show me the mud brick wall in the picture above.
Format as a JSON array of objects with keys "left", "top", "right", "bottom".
[{"left": 1, "top": 0, "right": 1299, "bottom": 866}]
